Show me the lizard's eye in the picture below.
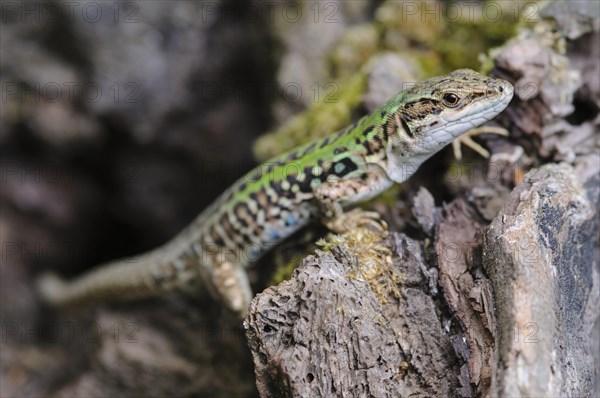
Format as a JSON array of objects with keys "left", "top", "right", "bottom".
[{"left": 442, "top": 93, "right": 460, "bottom": 107}]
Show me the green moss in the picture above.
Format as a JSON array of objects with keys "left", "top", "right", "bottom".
[
  {"left": 268, "top": 230, "right": 321, "bottom": 285},
  {"left": 319, "top": 224, "right": 402, "bottom": 303},
  {"left": 375, "top": 0, "right": 525, "bottom": 75},
  {"left": 254, "top": 72, "right": 367, "bottom": 161},
  {"left": 328, "top": 24, "right": 380, "bottom": 80},
  {"left": 365, "top": 184, "right": 402, "bottom": 209},
  {"left": 255, "top": 0, "right": 526, "bottom": 161},
  {"left": 268, "top": 256, "right": 299, "bottom": 285}
]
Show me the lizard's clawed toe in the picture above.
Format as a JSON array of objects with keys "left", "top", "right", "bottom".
[{"left": 325, "top": 208, "right": 387, "bottom": 234}]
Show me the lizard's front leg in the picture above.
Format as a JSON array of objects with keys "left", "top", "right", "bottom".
[
  {"left": 453, "top": 126, "right": 510, "bottom": 159},
  {"left": 313, "top": 164, "right": 392, "bottom": 234}
]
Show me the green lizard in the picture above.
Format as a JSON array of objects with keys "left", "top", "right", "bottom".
[{"left": 38, "top": 69, "right": 513, "bottom": 318}]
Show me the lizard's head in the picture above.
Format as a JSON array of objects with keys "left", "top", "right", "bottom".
[
  {"left": 383, "top": 69, "right": 513, "bottom": 182},
  {"left": 395, "top": 69, "right": 513, "bottom": 145}
]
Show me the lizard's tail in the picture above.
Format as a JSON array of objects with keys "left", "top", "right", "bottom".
[
  {"left": 35, "top": 241, "right": 253, "bottom": 317},
  {"left": 35, "top": 252, "right": 189, "bottom": 308},
  {"left": 36, "top": 272, "right": 70, "bottom": 307}
]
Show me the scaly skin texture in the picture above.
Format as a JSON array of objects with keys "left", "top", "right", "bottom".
[{"left": 38, "top": 69, "right": 513, "bottom": 317}]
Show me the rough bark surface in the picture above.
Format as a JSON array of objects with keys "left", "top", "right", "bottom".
[
  {"left": 483, "top": 163, "right": 598, "bottom": 397},
  {"left": 434, "top": 201, "right": 496, "bottom": 396},
  {"left": 245, "top": 236, "right": 464, "bottom": 398}
]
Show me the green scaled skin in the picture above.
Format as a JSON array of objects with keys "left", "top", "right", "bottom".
[{"left": 38, "top": 69, "right": 513, "bottom": 317}]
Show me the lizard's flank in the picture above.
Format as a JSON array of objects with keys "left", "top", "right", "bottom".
[{"left": 38, "top": 69, "right": 514, "bottom": 318}]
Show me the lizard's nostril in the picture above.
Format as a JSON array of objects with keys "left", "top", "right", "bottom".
[{"left": 499, "top": 86, "right": 504, "bottom": 92}]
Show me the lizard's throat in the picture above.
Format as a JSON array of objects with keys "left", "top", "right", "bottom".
[{"left": 384, "top": 137, "right": 434, "bottom": 183}]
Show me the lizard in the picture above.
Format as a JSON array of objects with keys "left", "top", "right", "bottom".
[{"left": 38, "top": 69, "right": 514, "bottom": 318}]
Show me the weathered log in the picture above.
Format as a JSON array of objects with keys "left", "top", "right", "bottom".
[
  {"left": 245, "top": 232, "right": 467, "bottom": 397},
  {"left": 484, "top": 163, "right": 598, "bottom": 397}
]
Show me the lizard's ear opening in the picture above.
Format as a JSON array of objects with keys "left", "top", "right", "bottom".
[{"left": 398, "top": 115, "right": 413, "bottom": 139}]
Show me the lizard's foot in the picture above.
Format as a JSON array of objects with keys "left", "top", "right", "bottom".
[
  {"left": 212, "top": 261, "right": 253, "bottom": 318},
  {"left": 324, "top": 208, "right": 388, "bottom": 234},
  {"left": 453, "top": 126, "right": 509, "bottom": 160}
]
